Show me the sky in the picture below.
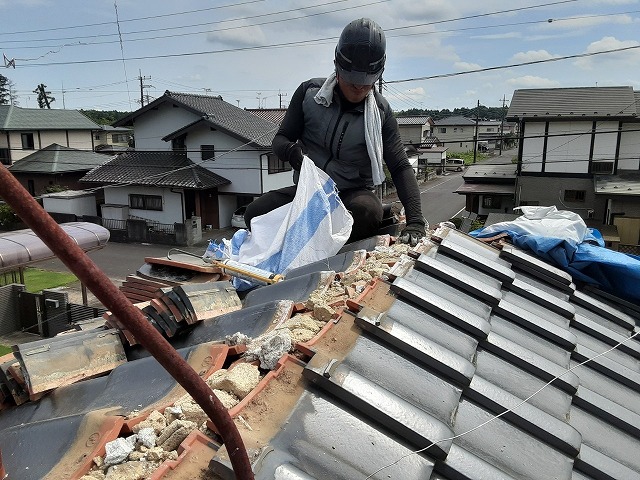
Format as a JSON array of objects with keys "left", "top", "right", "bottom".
[{"left": 1, "top": 0, "right": 639, "bottom": 113}]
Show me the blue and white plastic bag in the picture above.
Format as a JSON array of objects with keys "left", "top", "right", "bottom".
[{"left": 230, "top": 156, "right": 353, "bottom": 290}]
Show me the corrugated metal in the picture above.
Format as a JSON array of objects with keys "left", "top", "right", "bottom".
[
  {"left": 507, "top": 86, "right": 638, "bottom": 119},
  {"left": 595, "top": 170, "right": 640, "bottom": 196},
  {"left": 68, "top": 304, "right": 107, "bottom": 324},
  {"left": 0, "top": 284, "right": 24, "bottom": 336}
]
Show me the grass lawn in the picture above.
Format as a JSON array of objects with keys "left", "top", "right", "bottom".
[
  {"left": 1, "top": 267, "right": 78, "bottom": 293},
  {"left": 0, "top": 344, "right": 12, "bottom": 356}
]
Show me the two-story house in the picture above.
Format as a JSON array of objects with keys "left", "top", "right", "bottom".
[
  {"left": 93, "top": 125, "right": 132, "bottom": 152},
  {"left": 104, "top": 91, "right": 290, "bottom": 229},
  {"left": 507, "top": 86, "right": 640, "bottom": 249},
  {"left": 0, "top": 105, "right": 99, "bottom": 165},
  {"left": 433, "top": 115, "right": 477, "bottom": 153},
  {"left": 395, "top": 115, "right": 434, "bottom": 147}
]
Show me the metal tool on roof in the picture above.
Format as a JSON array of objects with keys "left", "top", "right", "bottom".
[{"left": 168, "top": 246, "right": 284, "bottom": 286}]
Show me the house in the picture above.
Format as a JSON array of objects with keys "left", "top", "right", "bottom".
[
  {"left": 113, "top": 91, "right": 290, "bottom": 228},
  {"left": 507, "top": 86, "right": 640, "bottom": 248},
  {"left": 80, "top": 151, "right": 230, "bottom": 233},
  {"left": 433, "top": 115, "right": 477, "bottom": 153},
  {"left": 7, "top": 144, "right": 110, "bottom": 196},
  {"left": 395, "top": 115, "right": 434, "bottom": 146},
  {"left": 93, "top": 125, "right": 132, "bottom": 152},
  {"left": 0, "top": 105, "right": 99, "bottom": 165},
  {"left": 455, "top": 163, "right": 517, "bottom": 215}
]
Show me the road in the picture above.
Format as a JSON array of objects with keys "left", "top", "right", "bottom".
[{"left": 418, "top": 171, "right": 466, "bottom": 226}]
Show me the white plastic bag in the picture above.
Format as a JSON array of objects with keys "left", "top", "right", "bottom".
[{"left": 231, "top": 156, "right": 353, "bottom": 289}]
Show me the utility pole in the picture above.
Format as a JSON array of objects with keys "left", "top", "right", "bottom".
[
  {"left": 61, "top": 81, "right": 66, "bottom": 109},
  {"left": 278, "top": 90, "right": 288, "bottom": 108},
  {"left": 473, "top": 100, "right": 479, "bottom": 164},
  {"left": 499, "top": 94, "right": 507, "bottom": 155},
  {"left": 138, "top": 70, "right": 152, "bottom": 107}
]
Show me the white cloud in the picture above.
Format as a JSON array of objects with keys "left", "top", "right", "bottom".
[
  {"left": 206, "top": 24, "right": 267, "bottom": 48},
  {"left": 511, "top": 50, "right": 559, "bottom": 62},
  {"left": 454, "top": 62, "right": 482, "bottom": 71},
  {"left": 507, "top": 76, "right": 561, "bottom": 88},
  {"left": 574, "top": 36, "right": 640, "bottom": 69}
]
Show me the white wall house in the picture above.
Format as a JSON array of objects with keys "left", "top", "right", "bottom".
[
  {"left": 396, "top": 116, "right": 434, "bottom": 146},
  {"left": 507, "top": 86, "right": 640, "bottom": 240},
  {"left": 113, "top": 91, "right": 293, "bottom": 228},
  {"left": 433, "top": 116, "right": 477, "bottom": 153},
  {"left": 0, "top": 105, "right": 98, "bottom": 165}
]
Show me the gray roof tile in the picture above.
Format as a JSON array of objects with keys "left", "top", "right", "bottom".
[
  {"left": 7, "top": 144, "right": 110, "bottom": 173},
  {"left": 0, "top": 105, "right": 99, "bottom": 130},
  {"left": 80, "top": 151, "right": 230, "bottom": 188}
]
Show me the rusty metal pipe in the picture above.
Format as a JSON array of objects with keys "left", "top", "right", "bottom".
[{"left": 0, "top": 167, "right": 254, "bottom": 480}]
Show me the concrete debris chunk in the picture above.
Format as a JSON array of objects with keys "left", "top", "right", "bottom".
[
  {"left": 226, "top": 332, "right": 251, "bottom": 346},
  {"left": 105, "top": 460, "right": 158, "bottom": 480},
  {"left": 103, "top": 437, "right": 134, "bottom": 467},
  {"left": 173, "top": 394, "right": 207, "bottom": 426},
  {"left": 222, "top": 362, "right": 261, "bottom": 399},
  {"left": 80, "top": 471, "right": 106, "bottom": 480},
  {"left": 132, "top": 409, "right": 166, "bottom": 434},
  {"left": 136, "top": 427, "right": 156, "bottom": 449},
  {"left": 246, "top": 330, "right": 292, "bottom": 370},
  {"left": 164, "top": 405, "right": 183, "bottom": 424},
  {"left": 313, "top": 304, "right": 335, "bottom": 322},
  {"left": 213, "top": 388, "right": 240, "bottom": 409},
  {"left": 156, "top": 419, "right": 196, "bottom": 451}
]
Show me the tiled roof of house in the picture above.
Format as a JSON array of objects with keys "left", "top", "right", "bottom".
[
  {"left": 1, "top": 226, "right": 638, "bottom": 479},
  {"left": 507, "top": 86, "right": 639, "bottom": 120},
  {"left": 80, "top": 151, "right": 230, "bottom": 189},
  {"left": 396, "top": 115, "right": 432, "bottom": 125},
  {"left": 7, "top": 144, "right": 110, "bottom": 174},
  {"left": 114, "top": 91, "right": 277, "bottom": 148},
  {"left": 245, "top": 108, "right": 288, "bottom": 125},
  {"left": 0, "top": 105, "right": 99, "bottom": 130},
  {"left": 435, "top": 115, "right": 476, "bottom": 126}
]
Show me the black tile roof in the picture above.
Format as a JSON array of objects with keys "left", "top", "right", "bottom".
[
  {"left": 114, "top": 91, "right": 277, "bottom": 148},
  {"left": 7, "top": 144, "right": 110, "bottom": 173},
  {"left": 79, "top": 151, "right": 230, "bottom": 188},
  {"left": 1, "top": 228, "right": 639, "bottom": 479}
]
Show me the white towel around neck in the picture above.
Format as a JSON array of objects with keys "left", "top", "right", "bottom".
[{"left": 314, "top": 73, "right": 385, "bottom": 186}]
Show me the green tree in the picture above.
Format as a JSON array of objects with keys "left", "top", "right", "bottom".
[
  {"left": 33, "top": 83, "right": 55, "bottom": 108},
  {"left": 0, "top": 74, "right": 18, "bottom": 105},
  {"left": 80, "top": 109, "right": 130, "bottom": 125}
]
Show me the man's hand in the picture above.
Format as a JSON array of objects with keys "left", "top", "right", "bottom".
[
  {"left": 398, "top": 223, "right": 426, "bottom": 247},
  {"left": 284, "top": 142, "right": 304, "bottom": 170}
]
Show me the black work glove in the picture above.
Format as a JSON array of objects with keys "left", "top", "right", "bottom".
[
  {"left": 284, "top": 141, "right": 304, "bottom": 170},
  {"left": 398, "top": 222, "right": 426, "bottom": 247}
]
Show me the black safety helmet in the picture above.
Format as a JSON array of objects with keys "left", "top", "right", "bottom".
[{"left": 335, "top": 18, "right": 386, "bottom": 86}]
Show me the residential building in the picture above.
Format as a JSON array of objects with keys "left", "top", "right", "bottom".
[
  {"left": 433, "top": 115, "right": 477, "bottom": 153},
  {"left": 507, "top": 86, "right": 640, "bottom": 248},
  {"left": 7, "top": 144, "right": 111, "bottom": 196},
  {"left": 112, "top": 91, "right": 291, "bottom": 228},
  {"left": 455, "top": 163, "right": 517, "bottom": 215},
  {"left": 0, "top": 105, "right": 99, "bottom": 165},
  {"left": 93, "top": 125, "right": 132, "bottom": 152},
  {"left": 395, "top": 115, "right": 434, "bottom": 146}
]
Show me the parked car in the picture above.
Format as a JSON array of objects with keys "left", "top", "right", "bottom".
[
  {"left": 445, "top": 158, "right": 465, "bottom": 172},
  {"left": 231, "top": 206, "right": 247, "bottom": 228}
]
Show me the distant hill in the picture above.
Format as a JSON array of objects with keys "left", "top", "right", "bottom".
[
  {"left": 80, "top": 109, "right": 130, "bottom": 125},
  {"left": 396, "top": 106, "right": 508, "bottom": 121}
]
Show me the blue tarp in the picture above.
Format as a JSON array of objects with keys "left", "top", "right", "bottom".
[{"left": 470, "top": 223, "right": 640, "bottom": 305}]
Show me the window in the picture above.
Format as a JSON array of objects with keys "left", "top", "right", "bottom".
[
  {"left": 0, "top": 148, "right": 9, "bottom": 165},
  {"left": 439, "top": 127, "right": 447, "bottom": 134},
  {"left": 94, "top": 133, "right": 101, "bottom": 140},
  {"left": 112, "top": 133, "right": 129, "bottom": 143},
  {"left": 21, "top": 133, "right": 35, "bottom": 150},
  {"left": 486, "top": 127, "right": 494, "bottom": 132},
  {"left": 564, "top": 190, "right": 586, "bottom": 202},
  {"left": 268, "top": 153, "right": 292, "bottom": 174},
  {"left": 591, "top": 161, "right": 614, "bottom": 174},
  {"left": 129, "top": 194, "right": 163, "bottom": 211},
  {"left": 201, "top": 144, "right": 215, "bottom": 161},
  {"left": 171, "top": 134, "right": 186, "bottom": 152},
  {"left": 27, "top": 180, "right": 35, "bottom": 196},
  {"left": 453, "top": 127, "right": 458, "bottom": 132},
  {"left": 482, "top": 196, "right": 501, "bottom": 209}
]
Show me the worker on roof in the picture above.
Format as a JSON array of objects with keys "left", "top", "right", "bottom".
[{"left": 245, "top": 17, "right": 427, "bottom": 246}]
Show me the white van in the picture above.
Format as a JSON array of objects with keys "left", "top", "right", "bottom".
[{"left": 445, "top": 158, "right": 465, "bottom": 172}]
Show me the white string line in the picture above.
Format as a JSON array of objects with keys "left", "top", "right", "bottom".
[{"left": 364, "top": 326, "right": 640, "bottom": 479}]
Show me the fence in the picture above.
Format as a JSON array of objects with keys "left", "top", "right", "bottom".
[{"left": 0, "top": 284, "right": 106, "bottom": 339}]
